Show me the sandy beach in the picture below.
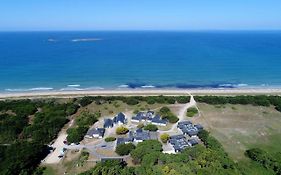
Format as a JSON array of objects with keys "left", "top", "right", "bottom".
[{"left": 1, "top": 88, "right": 281, "bottom": 99}]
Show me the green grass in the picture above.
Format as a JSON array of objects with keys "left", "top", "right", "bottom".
[
  {"left": 43, "top": 166, "right": 56, "bottom": 175},
  {"left": 195, "top": 103, "right": 281, "bottom": 161}
]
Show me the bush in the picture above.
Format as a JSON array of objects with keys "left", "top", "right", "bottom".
[
  {"left": 186, "top": 107, "right": 198, "bottom": 117},
  {"left": 245, "top": 148, "right": 281, "bottom": 174},
  {"left": 143, "top": 124, "right": 158, "bottom": 131},
  {"left": 159, "top": 106, "right": 171, "bottom": 114},
  {"left": 159, "top": 107, "right": 179, "bottom": 123},
  {"left": 176, "top": 96, "right": 190, "bottom": 104},
  {"left": 126, "top": 97, "right": 139, "bottom": 105},
  {"left": 160, "top": 133, "right": 170, "bottom": 143},
  {"left": 79, "top": 96, "right": 94, "bottom": 107},
  {"left": 116, "top": 126, "right": 129, "bottom": 135},
  {"left": 105, "top": 137, "right": 116, "bottom": 142},
  {"left": 116, "top": 143, "right": 136, "bottom": 156}
]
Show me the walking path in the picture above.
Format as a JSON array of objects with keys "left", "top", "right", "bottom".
[{"left": 160, "top": 92, "right": 199, "bottom": 133}]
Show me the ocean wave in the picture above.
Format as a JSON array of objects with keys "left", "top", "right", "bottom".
[
  {"left": 118, "top": 84, "right": 129, "bottom": 88},
  {"left": 84, "top": 87, "right": 105, "bottom": 90},
  {"left": 67, "top": 84, "right": 81, "bottom": 87},
  {"left": 60, "top": 88, "right": 84, "bottom": 91},
  {"left": 71, "top": 38, "right": 102, "bottom": 42},
  {"left": 141, "top": 85, "right": 155, "bottom": 88},
  {"left": 47, "top": 39, "right": 58, "bottom": 42},
  {"left": 5, "top": 87, "right": 54, "bottom": 92}
]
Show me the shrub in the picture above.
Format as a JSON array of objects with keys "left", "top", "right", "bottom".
[
  {"left": 143, "top": 124, "right": 158, "bottom": 131},
  {"left": 186, "top": 107, "right": 198, "bottom": 117},
  {"left": 159, "top": 107, "right": 179, "bottom": 123},
  {"left": 105, "top": 137, "right": 116, "bottom": 142},
  {"left": 126, "top": 97, "right": 139, "bottom": 105},
  {"left": 159, "top": 107, "right": 171, "bottom": 114},
  {"left": 79, "top": 96, "right": 94, "bottom": 107},
  {"left": 176, "top": 96, "right": 190, "bottom": 104},
  {"left": 160, "top": 133, "right": 170, "bottom": 143},
  {"left": 116, "top": 126, "right": 129, "bottom": 135},
  {"left": 115, "top": 143, "right": 136, "bottom": 156}
]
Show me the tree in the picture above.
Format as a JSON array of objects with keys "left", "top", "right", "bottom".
[
  {"left": 79, "top": 96, "right": 94, "bottom": 107},
  {"left": 0, "top": 142, "right": 49, "bottom": 175},
  {"left": 116, "top": 126, "right": 129, "bottom": 135},
  {"left": 116, "top": 143, "right": 136, "bottom": 156},
  {"left": 66, "top": 126, "right": 87, "bottom": 143},
  {"left": 160, "top": 133, "right": 170, "bottom": 143},
  {"left": 131, "top": 140, "right": 163, "bottom": 163},
  {"left": 159, "top": 107, "right": 179, "bottom": 123},
  {"left": 143, "top": 124, "right": 158, "bottom": 131}
]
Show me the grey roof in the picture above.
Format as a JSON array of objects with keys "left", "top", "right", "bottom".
[
  {"left": 133, "top": 111, "right": 155, "bottom": 121},
  {"left": 187, "top": 130, "right": 198, "bottom": 136},
  {"left": 178, "top": 122, "right": 199, "bottom": 136},
  {"left": 86, "top": 128, "right": 105, "bottom": 137},
  {"left": 134, "top": 129, "right": 150, "bottom": 141},
  {"left": 114, "top": 112, "right": 126, "bottom": 123},
  {"left": 169, "top": 135, "right": 189, "bottom": 152},
  {"left": 151, "top": 115, "right": 168, "bottom": 124},
  {"left": 104, "top": 119, "right": 113, "bottom": 128},
  {"left": 178, "top": 121, "right": 192, "bottom": 125},
  {"left": 170, "top": 134, "right": 185, "bottom": 140},
  {"left": 188, "top": 139, "right": 198, "bottom": 146},
  {"left": 194, "top": 124, "right": 204, "bottom": 131},
  {"left": 116, "top": 128, "right": 154, "bottom": 145},
  {"left": 116, "top": 137, "right": 134, "bottom": 145},
  {"left": 178, "top": 121, "right": 192, "bottom": 127}
]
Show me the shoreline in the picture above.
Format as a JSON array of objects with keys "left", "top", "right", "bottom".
[{"left": 1, "top": 88, "right": 281, "bottom": 99}]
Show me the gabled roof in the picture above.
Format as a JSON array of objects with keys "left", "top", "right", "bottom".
[
  {"left": 194, "top": 124, "right": 204, "bottom": 131},
  {"left": 135, "top": 129, "right": 150, "bottom": 141},
  {"left": 178, "top": 121, "right": 192, "bottom": 126},
  {"left": 188, "top": 139, "right": 198, "bottom": 146},
  {"left": 114, "top": 112, "right": 126, "bottom": 123},
  {"left": 170, "top": 134, "right": 185, "bottom": 140},
  {"left": 116, "top": 137, "right": 133, "bottom": 145},
  {"left": 151, "top": 115, "right": 168, "bottom": 124},
  {"left": 104, "top": 118, "right": 113, "bottom": 128},
  {"left": 86, "top": 128, "right": 105, "bottom": 137},
  {"left": 169, "top": 135, "right": 189, "bottom": 152},
  {"left": 187, "top": 130, "right": 198, "bottom": 136}
]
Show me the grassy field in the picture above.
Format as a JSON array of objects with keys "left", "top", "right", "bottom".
[
  {"left": 193, "top": 103, "right": 281, "bottom": 161},
  {"left": 82, "top": 100, "right": 164, "bottom": 117}
]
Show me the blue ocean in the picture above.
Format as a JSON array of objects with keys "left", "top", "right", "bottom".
[{"left": 0, "top": 31, "right": 281, "bottom": 92}]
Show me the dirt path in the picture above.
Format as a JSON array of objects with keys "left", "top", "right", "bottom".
[
  {"left": 42, "top": 119, "right": 74, "bottom": 164},
  {"left": 160, "top": 92, "right": 198, "bottom": 133}
]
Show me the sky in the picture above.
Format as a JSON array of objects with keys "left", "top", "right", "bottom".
[{"left": 0, "top": 0, "right": 281, "bottom": 31}]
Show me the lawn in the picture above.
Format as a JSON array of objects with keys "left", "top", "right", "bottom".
[{"left": 193, "top": 103, "right": 281, "bottom": 161}]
